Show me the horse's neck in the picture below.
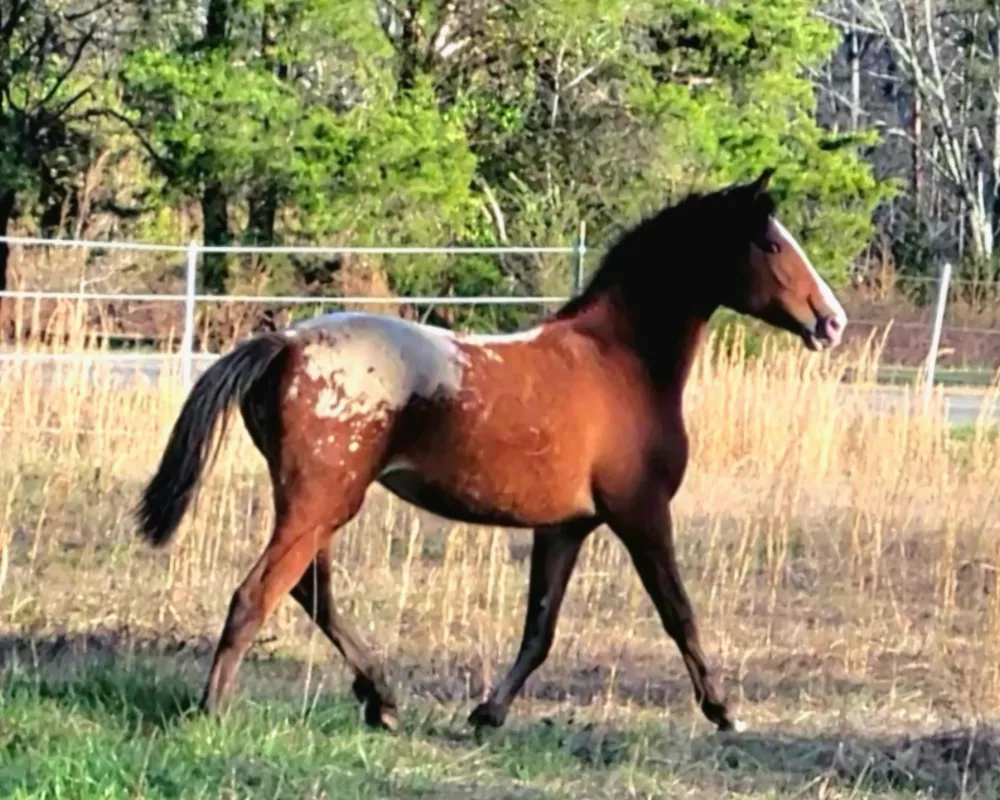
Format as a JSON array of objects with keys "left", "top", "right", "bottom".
[{"left": 569, "top": 290, "right": 709, "bottom": 407}]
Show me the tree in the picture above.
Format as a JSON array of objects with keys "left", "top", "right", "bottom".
[
  {"left": 120, "top": 1, "right": 480, "bottom": 296},
  {"left": 387, "top": 0, "right": 887, "bottom": 288},
  {"left": 825, "top": 0, "right": 1000, "bottom": 274},
  {"left": 1, "top": 0, "right": 888, "bottom": 342},
  {"left": 0, "top": 0, "right": 114, "bottom": 299}
]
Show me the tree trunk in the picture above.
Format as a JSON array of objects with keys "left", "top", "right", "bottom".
[
  {"left": 38, "top": 169, "right": 69, "bottom": 237},
  {"left": 969, "top": 174, "right": 994, "bottom": 264},
  {"left": 201, "top": 180, "right": 231, "bottom": 294},
  {"left": 396, "top": 0, "right": 424, "bottom": 92},
  {"left": 199, "top": 0, "right": 233, "bottom": 294},
  {"left": 248, "top": 184, "right": 278, "bottom": 245},
  {"left": 990, "top": 14, "right": 1000, "bottom": 264},
  {"left": 911, "top": 87, "right": 924, "bottom": 217},
  {"left": 205, "top": 0, "right": 230, "bottom": 44},
  {"left": 0, "top": 189, "right": 16, "bottom": 296},
  {"left": 848, "top": 23, "right": 861, "bottom": 131}
]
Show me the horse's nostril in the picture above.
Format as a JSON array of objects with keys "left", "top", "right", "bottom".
[{"left": 825, "top": 316, "right": 843, "bottom": 336}]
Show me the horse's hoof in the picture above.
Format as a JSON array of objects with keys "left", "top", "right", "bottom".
[
  {"left": 716, "top": 717, "right": 746, "bottom": 733},
  {"left": 468, "top": 701, "right": 506, "bottom": 729},
  {"left": 196, "top": 695, "right": 226, "bottom": 720},
  {"left": 376, "top": 708, "right": 399, "bottom": 732},
  {"left": 361, "top": 698, "right": 399, "bottom": 732}
]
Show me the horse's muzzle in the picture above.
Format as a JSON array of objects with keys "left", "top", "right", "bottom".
[{"left": 803, "top": 313, "right": 845, "bottom": 351}]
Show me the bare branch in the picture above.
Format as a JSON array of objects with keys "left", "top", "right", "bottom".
[
  {"left": 82, "top": 108, "right": 176, "bottom": 180},
  {"left": 51, "top": 83, "right": 94, "bottom": 119},
  {"left": 476, "top": 176, "right": 508, "bottom": 245},
  {"left": 0, "top": 0, "right": 30, "bottom": 42},
  {"left": 565, "top": 63, "right": 601, "bottom": 92},
  {"left": 64, "top": 0, "right": 116, "bottom": 24},
  {"left": 34, "top": 27, "right": 95, "bottom": 113},
  {"left": 811, "top": 9, "right": 883, "bottom": 39}
]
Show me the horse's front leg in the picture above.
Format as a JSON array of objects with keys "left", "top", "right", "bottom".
[{"left": 604, "top": 483, "right": 740, "bottom": 732}]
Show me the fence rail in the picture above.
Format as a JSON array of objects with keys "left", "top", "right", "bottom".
[
  {"left": 0, "top": 235, "right": 972, "bottom": 402},
  {"left": 0, "top": 290, "right": 570, "bottom": 305},
  {"left": 0, "top": 233, "right": 589, "bottom": 389}
]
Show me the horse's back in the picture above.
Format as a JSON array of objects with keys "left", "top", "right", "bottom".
[{"left": 282, "top": 311, "right": 467, "bottom": 422}]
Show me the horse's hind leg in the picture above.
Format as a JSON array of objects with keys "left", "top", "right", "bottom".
[
  {"left": 199, "top": 493, "right": 356, "bottom": 715},
  {"left": 469, "top": 518, "right": 598, "bottom": 729},
  {"left": 290, "top": 546, "right": 398, "bottom": 729}
]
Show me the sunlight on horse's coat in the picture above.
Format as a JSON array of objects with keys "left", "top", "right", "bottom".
[{"left": 462, "top": 326, "right": 545, "bottom": 346}]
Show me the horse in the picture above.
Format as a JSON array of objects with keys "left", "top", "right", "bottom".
[{"left": 136, "top": 168, "right": 847, "bottom": 734}]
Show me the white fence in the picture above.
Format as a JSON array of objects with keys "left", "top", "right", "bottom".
[
  {"left": 0, "top": 233, "right": 955, "bottom": 407},
  {"left": 0, "top": 232, "right": 588, "bottom": 390}
]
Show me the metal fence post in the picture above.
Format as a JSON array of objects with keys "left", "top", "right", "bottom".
[
  {"left": 923, "top": 260, "right": 952, "bottom": 413},
  {"left": 573, "top": 220, "right": 587, "bottom": 295},
  {"left": 180, "top": 240, "right": 198, "bottom": 391}
]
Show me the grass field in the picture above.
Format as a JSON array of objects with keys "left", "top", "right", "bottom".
[{"left": 3, "top": 317, "right": 1000, "bottom": 797}]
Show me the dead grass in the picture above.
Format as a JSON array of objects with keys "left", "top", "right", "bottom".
[{"left": 3, "top": 303, "right": 1000, "bottom": 797}]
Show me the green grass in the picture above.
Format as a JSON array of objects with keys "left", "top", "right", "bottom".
[
  {"left": 948, "top": 420, "right": 1000, "bottom": 444},
  {"left": 0, "top": 662, "right": 588, "bottom": 799},
  {"left": 3, "top": 658, "right": 999, "bottom": 799},
  {"left": 873, "top": 364, "right": 998, "bottom": 387}
]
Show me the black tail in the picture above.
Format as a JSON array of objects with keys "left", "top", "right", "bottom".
[{"left": 136, "top": 332, "right": 290, "bottom": 547}]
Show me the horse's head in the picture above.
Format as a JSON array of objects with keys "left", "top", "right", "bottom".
[
  {"left": 554, "top": 170, "right": 848, "bottom": 354},
  {"left": 718, "top": 169, "right": 847, "bottom": 351}
]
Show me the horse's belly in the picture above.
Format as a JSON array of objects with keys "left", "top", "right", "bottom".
[
  {"left": 376, "top": 460, "right": 595, "bottom": 528},
  {"left": 376, "top": 340, "right": 599, "bottom": 527}
]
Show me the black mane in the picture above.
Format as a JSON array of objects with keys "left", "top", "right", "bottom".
[{"left": 554, "top": 179, "right": 776, "bottom": 320}]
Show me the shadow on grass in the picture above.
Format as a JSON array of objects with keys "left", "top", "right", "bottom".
[
  {"left": 3, "top": 630, "right": 999, "bottom": 797},
  {"left": 461, "top": 715, "right": 1000, "bottom": 798},
  {"left": 717, "top": 725, "right": 1000, "bottom": 797},
  {"left": 2, "top": 660, "right": 199, "bottom": 731}
]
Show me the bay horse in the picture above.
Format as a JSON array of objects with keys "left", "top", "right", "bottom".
[{"left": 136, "top": 169, "right": 847, "bottom": 733}]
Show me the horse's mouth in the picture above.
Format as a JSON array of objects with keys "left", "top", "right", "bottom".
[
  {"left": 801, "top": 328, "right": 828, "bottom": 352},
  {"left": 801, "top": 315, "right": 844, "bottom": 352}
]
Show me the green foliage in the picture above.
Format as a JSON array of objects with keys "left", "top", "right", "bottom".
[
  {"left": 625, "top": 0, "right": 892, "bottom": 285},
  {"left": 3, "top": 0, "right": 890, "bottom": 326},
  {"left": 121, "top": 48, "right": 303, "bottom": 199},
  {"left": 290, "top": 77, "right": 479, "bottom": 247}
]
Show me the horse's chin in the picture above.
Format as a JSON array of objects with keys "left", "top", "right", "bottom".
[{"left": 801, "top": 329, "right": 824, "bottom": 352}]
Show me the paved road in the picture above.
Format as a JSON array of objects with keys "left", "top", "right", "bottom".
[
  {"left": 846, "top": 384, "right": 1000, "bottom": 426},
  {"left": 3, "top": 354, "right": 999, "bottom": 426}
]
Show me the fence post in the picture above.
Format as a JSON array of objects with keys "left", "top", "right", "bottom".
[
  {"left": 180, "top": 240, "right": 198, "bottom": 391},
  {"left": 923, "top": 260, "right": 952, "bottom": 413},
  {"left": 573, "top": 220, "right": 587, "bottom": 295}
]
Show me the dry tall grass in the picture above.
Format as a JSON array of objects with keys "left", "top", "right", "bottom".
[{"left": 3, "top": 300, "right": 1000, "bottom": 748}]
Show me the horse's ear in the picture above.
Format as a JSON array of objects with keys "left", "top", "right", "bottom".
[{"left": 752, "top": 167, "right": 776, "bottom": 194}]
